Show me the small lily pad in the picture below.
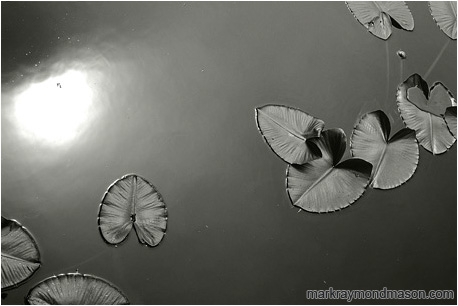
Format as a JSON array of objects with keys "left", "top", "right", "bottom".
[
  {"left": 346, "top": 1, "right": 414, "bottom": 40},
  {"left": 1, "top": 217, "right": 41, "bottom": 290},
  {"left": 26, "top": 272, "right": 129, "bottom": 305},
  {"left": 98, "top": 174, "right": 167, "bottom": 247},
  {"left": 351, "top": 110, "right": 419, "bottom": 189},
  {"left": 429, "top": 1, "right": 457, "bottom": 39},
  {"left": 397, "top": 73, "right": 456, "bottom": 154},
  {"left": 255, "top": 104, "right": 324, "bottom": 165},
  {"left": 286, "top": 129, "right": 372, "bottom": 213}
]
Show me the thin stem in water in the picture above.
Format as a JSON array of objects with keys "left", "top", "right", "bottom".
[
  {"left": 385, "top": 40, "right": 390, "bottom": 108},
  {"left": 400, "top": 59, "right": 404, "bottom": 83},
  {"left": 424, "top": 39, "right": 450, "bottom": 80}
]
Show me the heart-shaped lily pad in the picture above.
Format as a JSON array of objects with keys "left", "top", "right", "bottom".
[
  {"left": 397, "top": 73, "right": 456, "bottom": 154},
  {"left": 351, "top": 110, "right": 419, "bottom": 189},
  {"left": 286, "top": 129, "right": 372, "bottom": 213},
  {"left": 98, "top": 174, "right": 168, "bottom": 247},
  {"left": 346, "top": 1, "right": 414, "bottom": 40}
]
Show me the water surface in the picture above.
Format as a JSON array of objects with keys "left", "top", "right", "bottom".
[{"left": 2, "top": 2, "right": 456, "bottom": 304}]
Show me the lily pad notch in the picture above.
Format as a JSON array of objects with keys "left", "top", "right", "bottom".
[
  {"left": 98, "top": 174, "right": 168, "bottom": 247},
  {"left": 396, "top": 73, "right": 456, "bottom": 154},
  {"left": 346, "top": 1, "right": 414, "bottom": 40},
  {"left": 350, "top": 110, "right": 419, "bottom": 189},
  {"left": 286, "top": 129, "right": 373, "bottom": 213}
]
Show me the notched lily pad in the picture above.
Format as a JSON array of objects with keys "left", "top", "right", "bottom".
[
  {"left": 286, "top": 129, "right": 372, "bottom": 213},
  {"left": 351, "top": 110, "right": 419, "bottom": 189},
  {"left": 429, "top": 1, "right": 457, "bottom": 39},
  {"left": 346, "top": 1, "right": 414, "bottom": 40},
  {"left": 255, "top": 104, "right": 324, "bottom": 165},
  {"left": 26, "top": 272, "right": 129, "bottom": 305},
  {"left": 397, "top": 73, "right": 456, "bottom": 154},
  {"left": 1, "top": 217, "right": 41, "bottom": 290},
  {"left": 98, "top": 174, "right": 168, "bottom": 247},
  {"left": 407, "top": 82, "right": 455, "bottom": 116}
]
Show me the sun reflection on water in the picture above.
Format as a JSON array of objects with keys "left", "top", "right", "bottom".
[
  {"left": 14, "top": 69, "right": 93, "bottom": 145},
  {"left": 6, "top": 28, "right": 146, "bottom": 151}
]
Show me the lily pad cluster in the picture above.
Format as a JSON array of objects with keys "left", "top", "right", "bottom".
[
  {"left": 255, "top": 75, "right": 456, "bottom": 212},
  {"left": 253, "top": 1, "right": 456, "bottom": 213},
  {"left": 256, "top": 92, "right": 455, "bottom": 212},
  {"left": 256, "top": 105, "right": 375, "bottom": 213},
  {"left": 1, "top": 217, "right": 131, "bottom": 305},
  {"left": 256, "top": 99, "right": 428, "bottom": 211},
  {"left": 2, "top": 173, "right": 167, "bottom": 304},
  {"left": 255, "top": 65, "right": 457, "bottom": 210}
]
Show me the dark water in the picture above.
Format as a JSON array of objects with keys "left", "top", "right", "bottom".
[{"left": 1, "top": 2, "right": 456, "bottom": 304}]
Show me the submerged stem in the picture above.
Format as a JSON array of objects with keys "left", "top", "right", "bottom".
[
  {"left": 385, "top": 40, "right": 390, "bottom": 107},
  {"left": 424, "top": 39, "right": 450, "bottom": 80},
  {"left": 400, "top": 59, "right": 404, "bottom": 83},
  {"left": 58, "top": 249, "right": 109, "bottom": 273}
]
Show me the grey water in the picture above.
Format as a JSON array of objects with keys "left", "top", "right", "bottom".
[{"left": 1, "top": 2, "right": 456, "bottom": 304}]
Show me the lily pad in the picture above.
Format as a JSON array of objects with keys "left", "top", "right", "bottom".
[
  {"left": 445, "top": 106, "right": 457, "bottom": 137},
  {"left": 397, "top": 73, "right": 456, "bottom": 154},
  {"left": 346, "top": 1, "right": 414, "bottom": 40},
  {"left": 98, "top": 174, "right": 167, "bottom": 247},
  {"left": 255, "top": 105, "right": 324, "bottom": 165},
  {"left": 26, "top": 272, "right": 129, "bottom": 305},
  {"left": 429, "top": 1, "right": 457, "bottom": 39},
  {"left": 286, "top": 129, "right": 372, "bottom": 213},
  {"left": 407, "top": 82, "right": 455, "bottom": 116},
  {"left": 1, "top": 217, "right": 41, "bottom": 290},
  {"left": 351, "top": 110, "right": 419, "bottom": 189}
]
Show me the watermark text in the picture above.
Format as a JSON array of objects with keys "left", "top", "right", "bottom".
[{"left": 306, "top": 287, "right": 454, "bottom": 302}]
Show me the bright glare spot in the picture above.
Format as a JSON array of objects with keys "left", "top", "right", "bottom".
[{"left": 14, "top": 70, "right": 93, "bottom": 145}]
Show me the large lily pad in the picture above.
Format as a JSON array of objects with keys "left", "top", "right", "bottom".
[
  {"left": 26, "top": 272, "right": 129, "bottom": 305},
  {"left": 396, "top": 73, "right": 456, "bottom": 154},
  {"left": 98, "top": 174, "right": 168, "bottom": 247},
  {"left": 255, "top": 105, "right": 324, "bottom": 164},
  {"left": 350, "top": 110, "right": 419, "bottom": 189},
  {"left": 286, "top": 129, "right": 372, "bottom": 213},
  {"left": 346, "top": 1, "right": 414, "bottom": 40},
  {"left": 429, "top": 1, "right": 457, "bottom": 39},
  {"left": 1, "top": 217, "right": 41, "bottom": 290}
]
